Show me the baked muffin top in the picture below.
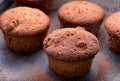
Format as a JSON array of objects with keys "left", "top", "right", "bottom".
[
  {"left": 105, "top": 12, "right": 120, "bottom": 37},
  {"left": 58, "top": 1, "right": 105, "bottom": 24},
  {"left": 43, "top": 27, "right": 99, "bottom": 61},
  {"left": 0, "top": 7, "right": 50, "bottom": 36}
]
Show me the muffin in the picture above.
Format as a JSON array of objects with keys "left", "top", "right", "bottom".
[
  {"left": 0, "top": 7, "right": 50, "bottom": 53},
  {"left": 105, "top": 12, "right": 120, "bottom": 53},
  {"left": 58, "top": 1, "right": 105, "bottom": 36},
  {"left": 43, "top": 27, "right": 99, "bottom": 77},
  {"left": 14, "top": 0, "right": 54, "bottom": 14}
]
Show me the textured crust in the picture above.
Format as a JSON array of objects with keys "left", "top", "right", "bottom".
[
  {"left": 58, "top": 1, "right": 105, "bottom": 24},
  {"left": 43, "top": 27, "right": 99, "bottom": 61},
  {"left": 0, "top": 7, "right": 50, "bottom": 36},
  {"left": 105, "top": 11, "right": 120, "bottom": 37},
  {"left": 58, "top": 1, "right": 105, "bottom": 35},
  {"left": 14, "top": 0, "right": 53, "bottom": 14},
  {"left": 47, "top": 55, "right": 93, "bottom": 77}
]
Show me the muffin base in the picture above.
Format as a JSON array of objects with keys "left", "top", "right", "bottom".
[
  {"left": 59, "top": 19, "right": 101, "bottom": 36},
  {"left": 14, "top": 0, "right": 53, "bottom": 14},
  {"left": 47, "top": 55, "right": 93, "bottom": 77},
  {"left": 3, "top": 29, "right": 48, "bottom": 53},
  {"left": 108, "top": 34, "right": 120, "bottom": 53}
]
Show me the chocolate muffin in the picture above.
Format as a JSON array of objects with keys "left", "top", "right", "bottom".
[
  {"left": 14, "top": 0, "right": 53, "bottom": 14},
  {"left": 105, "top": 11, "right": 120, "bottom": 53},
  {"left": 58, "top": 1, "right": 105, "bottom": 36},
  {"left": 0, "top": 7, "right": 50, "bottom": 53},
  {"left": 43, "top": 27, "right": 99, "bottom": 77}
]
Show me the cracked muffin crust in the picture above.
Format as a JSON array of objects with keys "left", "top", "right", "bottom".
[
  {"left": 58, "top": 1, "right": 105, "bottom": 36},
  {"left": 0, "top": 7, "right": 50, "bottom": 52},
  {"left": 43, "top": 27, "right": 99, "bottom": 77}
]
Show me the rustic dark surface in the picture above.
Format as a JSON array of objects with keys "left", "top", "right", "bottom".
[
  {"left": 0, "top": 0, "right": 120, "bottom": 81},
  {"left": 0, "top": 0, "right": 13, "bottom": 14}
]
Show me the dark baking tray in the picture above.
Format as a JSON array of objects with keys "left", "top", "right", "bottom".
[
  {"left": 0, "top": 0, "right": 13, "bottom": 14},
  {"left": 0, "top": 0, "right": 120, "bottom": 81}
]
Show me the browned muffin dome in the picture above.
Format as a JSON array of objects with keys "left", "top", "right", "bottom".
[
  {"left": 0, "top": 7, "right": 50, "bottom": 36},
  {"left": 58, "top": 1, "right": 105, "bottom": 36},
  {"left": 58, "top": 1, "right": 104, "bottom": 24},
  {"left": 43, "top": 27, "right": 99, "bottom": 61},
  {"left": 105, "top": 12, "right": 120, "bottom": 36}
]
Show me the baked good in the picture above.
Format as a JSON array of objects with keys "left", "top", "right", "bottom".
[
  {"left": 105, "top": 11, "right": 120, "bottom": 53},
  {"left": 0, "top": 7, "right": 50, "bottom": 53},
  {"left": 58, "top": 1, "right": 105, "bottom": 36},
  {"left": 43, "top": 27, "right": 99, "bottom": 77},
  {"left": 14, "top": 0, "right": 54, "bottom": 14}
]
